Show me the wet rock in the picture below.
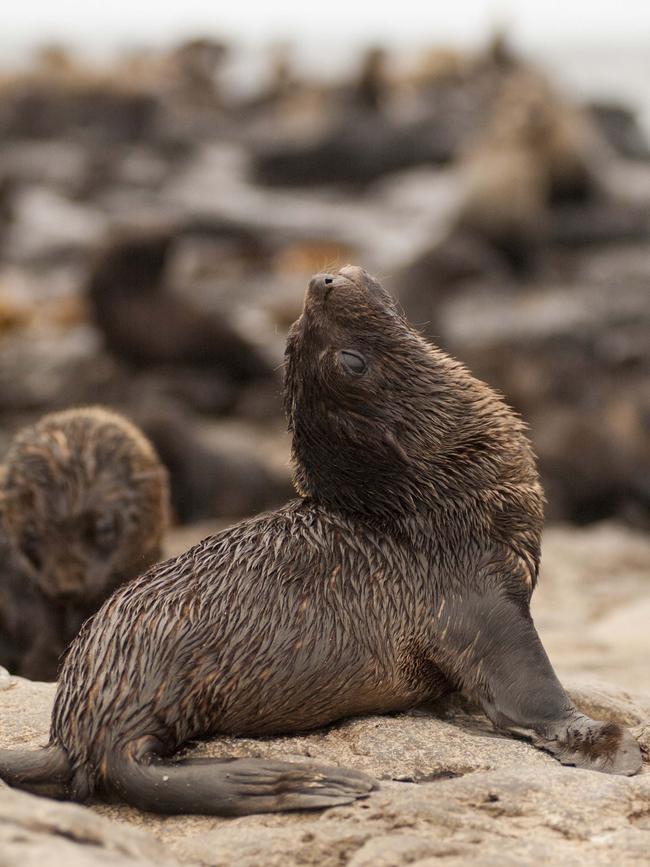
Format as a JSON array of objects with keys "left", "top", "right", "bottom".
[
  {"left": 549, "top": 199, "right": 650, "bottom": 247},
  {"left": 0, "top": 174, "right": 16, "bottom": 253},
  {"left": 0, "top": 71, "right": 160, "bottom": 144},
  {"left": 133, "top": 368, "right": 238, "bottom": 417},
  {"left": 0, "top": 323, "right": 236, "bottom": 420},
  {"left": 252, "top": 111, "right": 453, "bottom": 189},
  {"left": 249, "top": 39, "right": 483, "bottom": 191},
  {"left": 0, "top": 140, "right": 93, "bottom": 195}
]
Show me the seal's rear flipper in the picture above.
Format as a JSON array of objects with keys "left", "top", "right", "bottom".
[
  {"left": 0, "top": 745, "right": 71, "bottom": 798},
  {"left": 435, "top": 589, "right": 643, "bottom": 776},
  {"left": 109, "top": 754, "right": 377, "bottom": 815}
]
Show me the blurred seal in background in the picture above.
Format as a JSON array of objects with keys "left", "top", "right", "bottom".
[{"left": 0, "top": 406, "right": 169, "bottom": 680}]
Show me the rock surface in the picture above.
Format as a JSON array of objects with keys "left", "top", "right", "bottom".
[
  {"left": 0, "top": 676, "right": 649, "bottom": 866},
  {"left": 1, "top": 520, "right": 650, "bottom": 866},
  {"left": 0, "top": 784, "right": 174, "bottom": 867}
]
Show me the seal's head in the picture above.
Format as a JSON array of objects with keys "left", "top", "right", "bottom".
[
  {"left": 285, "top": 265, "right": 543, "bottom": 538},
  {"left": 0, "top": 408, "right": 169, "bottom": 602}
]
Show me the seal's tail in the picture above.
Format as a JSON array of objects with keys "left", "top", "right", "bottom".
[
  {"left": 0, "top": 745, "right": 72, "bottom": 798},
  {"left": 108, "top": 752, "right": 377, "bottom": 815}
]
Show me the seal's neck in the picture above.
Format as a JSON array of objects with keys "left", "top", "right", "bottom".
[{"left": 287, "top": 331, "right": 543, "bottom": 576}]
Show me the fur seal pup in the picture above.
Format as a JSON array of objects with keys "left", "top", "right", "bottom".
[
  {"left": 455, "top": 68, "right": 598, "bottom": 273},
  {"left": 0, "top": 407, "right": 170, "bottom": 680},
  {"left": 140, "top": 410, "right": 293, "bottom": 524},
  {"left": 0, "top": 525, "right": 51, "bottom": 677},
  {"left": 353, "top": 46, "right": 388, "bottom": 112},
  {"left": 86, "top": 228, "right": 273, "bottom": 385},
  {"left": 0, "top": 267, "right": 640, "bottom": 814}
]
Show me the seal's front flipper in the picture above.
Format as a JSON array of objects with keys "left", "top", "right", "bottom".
[
  {"left": 434, "top": 591, "right": 642, "bottom": 776},
  {"left": 109, "top": 753, "right": 377, "bottom": 815},
  {"left": 511, "top": 716, "right": 641, "bottom": 776}
]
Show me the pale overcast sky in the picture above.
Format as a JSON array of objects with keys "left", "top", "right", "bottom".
[{"left": 3, "top": 0, "right": 650, "bottom": 52}]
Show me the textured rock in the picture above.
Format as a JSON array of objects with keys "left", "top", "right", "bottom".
[
  {"left": 0, "top": 784, "right": 176, "bottom": 867},
  {"left": 0, "top": 669, "right": 649, "bottom": 866}
]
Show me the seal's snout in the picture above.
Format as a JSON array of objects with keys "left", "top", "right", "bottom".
[
  {"left": 308, "top": 273, "right": 336, "bottom": 301},
  {"left": 308, "top": 266, "right": 372, "bottom": 301},
  {"left": 305, "top": 265, "right": 393, "bottom": 315},
  {"left": 39, "top": 567, "right": 90, "bottom": 602}
]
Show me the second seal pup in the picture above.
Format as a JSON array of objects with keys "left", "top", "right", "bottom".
[
  {"left": 0, "top": 407, "right": 170, "bottom": 679},
  {"left": 0, "top": 267, "right": 640, "bottom": 813}
]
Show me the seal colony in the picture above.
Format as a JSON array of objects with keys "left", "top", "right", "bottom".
[
  {"left": 0, "top": 407, "right": 169, "bottom": 680},
  {"left": 0, "top": 267, "right": 641, "bottom": 814}
]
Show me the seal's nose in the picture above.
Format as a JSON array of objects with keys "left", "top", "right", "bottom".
[{"left": 308, "top": 273, "right": 335, "bottom": 300}]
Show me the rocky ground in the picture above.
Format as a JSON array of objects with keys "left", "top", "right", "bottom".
[{"left": 1, "top": 520, "right": 649, "bottom": 866}]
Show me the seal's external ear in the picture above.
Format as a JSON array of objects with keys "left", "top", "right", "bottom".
[{"left": 382, "top": 429, "right": 409, "bottom": 463}]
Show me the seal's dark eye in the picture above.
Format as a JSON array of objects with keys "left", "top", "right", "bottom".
[
  {"left": 338, "top": 350, "right": 368, "bottom": 376},
  {"left": 84, "top": 513, "right": 119, "bottom": 552}
]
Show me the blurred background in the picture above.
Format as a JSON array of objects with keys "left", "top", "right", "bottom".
[
  {"left": 1, "top": 2, "right": 650, "bottom": 684},
  {"left": 2, "top": 0, "right": 650, "bottom": 527}
]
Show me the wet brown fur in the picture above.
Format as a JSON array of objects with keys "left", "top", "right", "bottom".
[
  {"left": 0, "top": 267, "right": 641, "bottom": 813},
  {"left": 0, "top": 407, "right": 170, "bottom": 679}
]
